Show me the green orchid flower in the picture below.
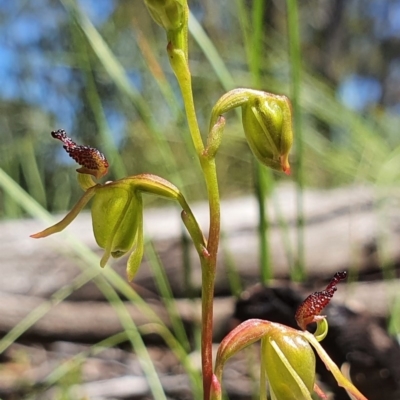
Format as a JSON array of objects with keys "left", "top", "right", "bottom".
[
  {"left": 31, "top": 130, "right": 204, "bottom": 281},
  {"left": 212, "top": 272, "right": 368, "bottom": 400},
  {"left": 213, "top": 320, "right": 317, "bottom": 400}
]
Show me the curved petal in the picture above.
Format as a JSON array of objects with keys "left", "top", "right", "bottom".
[
  {"left": 126, "top": 210, "right": 144, "bottom": 281},
  {"left": 30, "top": 186, "right": 97, "bottom": 238},
  {"left": 214, "top": 319, "right": 280, "bottom": 380}
]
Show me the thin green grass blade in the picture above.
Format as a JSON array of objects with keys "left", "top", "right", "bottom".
[
  {"left": 132, "top": 15, "right": 182, "bottom": 120},
  {"left": 235, "top": 0, "right": 279, "bottom": 284},
  {"left": 70, "top": 23, "right": 127, "bottom": 179},
  {"left": 42, "top": 332, "right": 129, "bottom": 391},
  {"left": 145, "top": 240, "right": 191, "bottom": 352},
  {"left": 188, "top": 11, "right": 235, "bottom": 92},
  {"left": 0, "top": 268, "right": 100, "bottom": 355},
  {"left": 286, "top": 0, "right": 305, "bottom": 281},
  {"left": 19, "top": 138, "right": 47, "bottom": 208},
  {"left": 140, "top": 323, "right": 203, "bottom": 398},
  {"left": 251, "top": 0, "right": 273, "bottom": 284},
  {"left": 221, "top": 232, "right": 243, "bottom": 297}
]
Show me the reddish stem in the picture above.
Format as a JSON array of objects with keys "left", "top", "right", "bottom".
[{"left": 200, "top": 158, "right": 220, "bottom": 400}]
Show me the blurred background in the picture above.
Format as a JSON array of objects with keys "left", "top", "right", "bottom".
[
  {"left": 2, "top": 0, "right": 400, "bottom": 216},
  {"left": 2, "top": 0, "right": 400, "bottom": 399}
]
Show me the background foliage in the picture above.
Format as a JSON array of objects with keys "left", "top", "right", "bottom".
[{"left": 2, "top": 0, "right": 400, "bottom": 220}]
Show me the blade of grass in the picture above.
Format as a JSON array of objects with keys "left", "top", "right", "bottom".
[
  {"left": 254, "top": 164, "right": 273, "bottom": 283},
  {"left": 140, "top": 323, "right": 203, "bottom": 398},
  {"left": 19, "top": 137, "right": 47, "bottom": 208},
  {"left": 145, "top": 240, "right": 191, "bottom": 352},
  {"left": 251, "top": 0, "right": 273, "bottom": 284},
  {"left": 0, "top": 268, "right": 100, "bottom": 354},
  {"left": 286, "top": 0, "right": 305, "bottom": 281},
  {"left": 2, "top": 161, "right": 23, "bottom": 219},
  {"left": 42, "top": 332, "right": 129, "bottom": 390},
  {"left": 131, "top": 15, "right": 182, "bottom": 119},
  {"left": 188, "top": 11, "right": 235, "bottom": 92},
  {"left": 221, "top": 232, "right": 243, "bottom": 297},
  {"left": 70, "top": 22, "right": 127, "bottom": 179},
  {"left": 236, "top": 0, "right": 275, "bottom": 284}
]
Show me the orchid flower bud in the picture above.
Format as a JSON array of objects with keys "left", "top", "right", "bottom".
[
  {"left": 209, "top": 89, "right": 293, "bottom": 174},
  {"left": 241, "top": 92, "right": 293, "bottom": 174},
  {"left": 144, "top": 0, "right": 186, "bottom": 32}
]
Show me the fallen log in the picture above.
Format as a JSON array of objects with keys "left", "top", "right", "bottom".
[
  {"left": 0, "top": 278, "right": 397, "bottom": 343},
  {"left": 0, "top": 291, "right": 234, "bottom": 342},
  {"left": 1, "top": 185, "right": 399, "bottom": 299}
]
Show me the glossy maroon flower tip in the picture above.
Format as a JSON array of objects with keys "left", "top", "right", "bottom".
[
  {"left": 295, "top": 271, "right": 347, "bottom": 330},
  {"left": 51, "top": 129, "right": 109, "bottom": 179}
]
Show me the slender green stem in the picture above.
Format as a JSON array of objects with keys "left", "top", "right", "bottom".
[
  {"left": 181, "top": 224, "right": 194, "bottom": 298},
  {"left": 198, "top": 156, "right": 220, "bottom": 400},
  {"left": 304, "top": 332, "right": 368, "bottom": 400},
  {"left": 168, "top": 45, "right": 204, "bottom": 155},
  {"left": 168, "top": 42, "right": 220, "bottom": 400},
  {"left": 286, "top": 0, "right": 305, "bottom": 281},
  {"left": 199, "top": 260, "right": 216, "bottom": 399},
  {"left": 255, "top": 163, "right": 272, "bottom": 284}
]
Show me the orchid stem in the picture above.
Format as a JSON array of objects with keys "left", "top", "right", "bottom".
[{"left": 168, "top": 41, "right": 220, "bottom": 400}]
